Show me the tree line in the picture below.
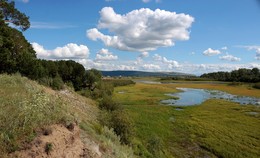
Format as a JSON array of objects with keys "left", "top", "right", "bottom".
[
  {"left": 200, "top": 68, "right": 260, "bottom": 83},
  {"left": 1, "top": 0, "right": 135, "bottom": 146},
  {"left": 0, "top": 0, "right": 102, "bottom": 91}
]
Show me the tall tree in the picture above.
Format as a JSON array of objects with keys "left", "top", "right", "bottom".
[
  {"left": 0, "top": 0, "right": 36, "bottom": 75},
  {"left": 0, "top": 0, "right": 30, "bottom": 31}
]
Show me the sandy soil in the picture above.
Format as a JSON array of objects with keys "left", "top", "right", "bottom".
[{"left": 11, "top": 124, "right": 102, "bottom": 158}]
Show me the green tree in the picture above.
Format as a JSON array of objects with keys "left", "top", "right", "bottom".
[
  {"left": 0, "top": 0, "right": 30, "bottom": 31},
  {"left": 0, "top": 23, "right": 36, "bottom": 74},
  {"left": 85, "top": 69, "right": 102, "bottom": 91},
  {"left": 110, "top": 110, "right": 134, "bottom": 145}
]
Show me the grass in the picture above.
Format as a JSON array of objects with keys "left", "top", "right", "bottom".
[
  {"left": 0, "top": 74, "right": 66, "bottom": 155},
  {"left": 113, "top": 82, "right": 260, "bottom": 157},
  {"left": 0, "top": 74, "right": 135, "bottom": 157},
  {"left": 176, "top": 83, "right": 260, "bottom": 97}
]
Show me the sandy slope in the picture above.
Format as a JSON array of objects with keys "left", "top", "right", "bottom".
[{"left": 11, "top": 124, "right": 102, "bottom": 158}]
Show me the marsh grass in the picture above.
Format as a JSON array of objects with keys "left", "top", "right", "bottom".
[
  {"left": 172, "top": 82, "right": 260, "bottom": 97},
  {"left": 113, "top": 82, "right": 260, "bottom": 157}
]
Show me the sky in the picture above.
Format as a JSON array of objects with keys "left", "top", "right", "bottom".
[{"left": 13, "top": 0, "right": 260, "bottom": 75}]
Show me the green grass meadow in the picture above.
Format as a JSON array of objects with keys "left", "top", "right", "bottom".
[{"left": 113, "top": 82, "right": 260, "bottom": 157}]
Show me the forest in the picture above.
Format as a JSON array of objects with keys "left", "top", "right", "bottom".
[{"left": 200, "top": 68, "right": 260, "bottom": 83}]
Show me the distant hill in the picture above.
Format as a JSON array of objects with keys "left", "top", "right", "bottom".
[{"left": 101, "top": 70, "right": 194, "bottom": 77}]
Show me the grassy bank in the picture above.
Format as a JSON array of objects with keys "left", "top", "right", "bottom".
[
  {"left": 113, "top": 82, "right": 260, "bottom": 157},
  {"left": 0, "top": 74, "right": 134, "bottom": 157}
]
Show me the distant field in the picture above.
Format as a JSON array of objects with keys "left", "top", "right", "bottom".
[{"left": 113, "top": 82, "right": 260, "bottom": 157}]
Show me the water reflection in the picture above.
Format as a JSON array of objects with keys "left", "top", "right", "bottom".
[{"left": 161, "top": 88, "right": 260, "bottom": 106}]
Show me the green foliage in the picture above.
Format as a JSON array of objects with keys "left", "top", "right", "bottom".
[
  {"left": 51, "top": 75, "right": 64, "bottom": 90},
  {"left": 110, "top": 110, "right": 134, "bottom": 145},
  {"left": 0, "top": 22, "right": 36, "bottom": 74},
  {"left": 146, "top": 135, "right": 163, "bottom": 157},
  {"left": 0, "top": 2, "right": 87, "bottom": 91},
  {"left": 99, "top": 95, "right": 121, "bottom": 111},
  {"left": 253, "top": 82, "right": 260, "bottom": 89},
  {"left": 103, "top": 79, "right": 135, "bottom": 87},
  {"left": 113, "top": 83, "right": 260, "bottom": 157},
  {"left": 201, "top": 68, "right": 260, "bottom": 83},
  {"left": 45, "top": 142, "right": 53, "bottom": 154},
  {"left": 0, "top": 74, "right": 66, "bottom": 154},
  {"left": 92, "top": 82, "right": 114, "bottom": 99},
  {"left": 0, "top": 0, "right": 30, "bottom": 31},
  {"left": 85, "top": 69, "right": 102, "bottom": 91}
]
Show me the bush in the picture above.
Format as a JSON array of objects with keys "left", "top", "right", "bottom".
[
  {"left": 110, "top": 110, "right": 134, "bottom": 145},
  {"left": 253, "top": 82, "right": 260, "bottom": 89},
  {"left": 146, "top": 135, "right": 163, "bottom": 156},
  {"left": 37, "top": 77, "right": 53, "bottom": 87},
  {"left": 99, "top": 95, "right": 121, "bottom": 111},
  {"left": 51, "top": 75, "right": 64, "bottom": 90},
  {"left": 103, "top": 79, "right": 135, "bottom": 87}
]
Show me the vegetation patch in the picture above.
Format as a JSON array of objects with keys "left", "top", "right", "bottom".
[
  {"left": 0, "top": 74, "right": 66, "bottom": 154},
  {"left": 113, "top": 82, "right": 260, "bottom": 157}
]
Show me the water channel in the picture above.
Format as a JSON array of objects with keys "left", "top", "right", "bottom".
[{"left": 161, "top": 88, "right": 260, "bottom": 106}]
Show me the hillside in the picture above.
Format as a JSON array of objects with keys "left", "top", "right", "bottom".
[
  {"left": 0, "top": 74, "right": 134, "bottom": 158},
  {"left": 101, "top": 70, "right": 194, "bottom": 77}
]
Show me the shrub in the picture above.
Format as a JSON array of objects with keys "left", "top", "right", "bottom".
[
  {"left": 103, "top": 79, "right": 135, "bottom": 87},
  {"left": 99, "top": 95, "right": 121, "bottom": 111},
  {"left": 146, "top": 135, "right": 163, "bottom": 156},
  {"left": 253, "top": 82, "right": 260, "bottom": 89},
  {"left": 45, "top": 142, "right": 53, "bottom": 154},
  {"left": 228, "top": 82, "right": 242, "bottom": 86},
  {"left": 51, "top": 75, "right": 64, "bottom": 90},
  {"left": 37, "top": 77, "right": 53, "bottom": 87},
  {"left": 110, "top": 110, "right": 134, "bottom": 145}
]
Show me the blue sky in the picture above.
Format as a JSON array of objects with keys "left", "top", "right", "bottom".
[{"left": 14, "top": 0, "right": 260, "bottom": 74}]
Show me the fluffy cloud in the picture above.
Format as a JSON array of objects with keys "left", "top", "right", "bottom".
[
  {"left": 219, "top": 54, "right": 241, "bottom": 62},
  {"left": 175, "top": 63, "right": 260, "bottom": 75},
  {"left": 139, "top": 52, "right": 149, "bottom": 58},
  {"left": 153, "top": 54, "right": 179, "bottom": 68},
  {"left": 78, "top": 59, "right": 137, "bottom": 71},
  {"left": 142, "top": 64, "right": 161, "bottom": 70},
  {"left": 243, "top": 45, "right": 260, "bottom": 60},
  {"left": 203, "top": 48, "right": 222, "bottom": 56},
  {"left": 257, "top": 51, "right": 260, "bottom": 60},
  {"left": 95, "top": 49, "right": 118, "bottom": 61},
  {"left": 32, "top": 43, "right": 89, "bottom": 60},
  {"left": 87, "top": 7, "right": 194, "bottom": 52}
]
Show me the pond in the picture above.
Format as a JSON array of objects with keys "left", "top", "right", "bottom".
[{"left": 161, "top": 88, "right": 260, "bottom": 106}]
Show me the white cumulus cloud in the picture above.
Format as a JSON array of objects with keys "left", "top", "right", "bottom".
[
  {"left": 219, "top": 54, "right": 241, "bottom": 62},
  {"left": 153, "top": 54, "right": 179, "bottom": 68},
  {"left": 242, "top": 45, "right": 260, "bottom": 60},
  {"left": 203, "top": 48, "right": 222, "bottom": 56},
  {"left": 87, "top": 7, "right": 194, "bottom": 52},
  {"left": 95, "top": 49, "right": 118, "bottom": 61},
  {"left": 32, "top": 43, "right": 89, "bottom": 60}
]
